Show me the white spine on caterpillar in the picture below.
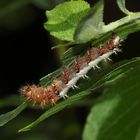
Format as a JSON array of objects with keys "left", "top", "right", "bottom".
[{"left": 113, "top": 36, "right": 120, "bottom": 46}]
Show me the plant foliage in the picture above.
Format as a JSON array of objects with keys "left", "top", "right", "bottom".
[{"left": 0, "top": 1, "right": 140, "bottom": 138}]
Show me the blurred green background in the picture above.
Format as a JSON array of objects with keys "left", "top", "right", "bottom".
[{"left": 0, "top": 0, "right": 140, "bottom": 140}]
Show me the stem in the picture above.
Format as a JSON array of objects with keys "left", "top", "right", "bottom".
[{"left": 103, "top": 13, "right": 140, "bottom": 33}]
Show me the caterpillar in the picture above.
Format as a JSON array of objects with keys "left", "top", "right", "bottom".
[{"left": 20, "top": 33, "right": 122, "bottom": 108}]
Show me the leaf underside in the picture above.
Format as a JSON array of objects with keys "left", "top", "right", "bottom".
[{"left": 74, "top": 0, "right": 104, "bottom": 43}]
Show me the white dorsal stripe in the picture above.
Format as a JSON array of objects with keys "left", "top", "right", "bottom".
[{"left": 59, "top": 47, "right": 121, "bottom": 99}]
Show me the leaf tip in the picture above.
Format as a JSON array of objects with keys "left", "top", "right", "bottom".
[{"left": 18, "top": 127, "right": 30, "bottom": 133}]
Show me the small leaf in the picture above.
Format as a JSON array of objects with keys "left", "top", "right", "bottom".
[
  {"left": 117, "top": 0, "right": 132, "bottom": 15},
  {"left": 44, "top": 1, "right": 90, "bottom": 41},
  {"left": 0, "top": 101, "right": 27, "bottom": 127},
  {"left": 83, "top": 58, "right": 140, "bottom": 140},
  {"left": 74, "top": 0, "right": 104, "bottom": 43}
]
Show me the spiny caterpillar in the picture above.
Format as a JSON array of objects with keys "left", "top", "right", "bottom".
[{"left": 20, "top": 33, "right": 122, "bottom": 108}]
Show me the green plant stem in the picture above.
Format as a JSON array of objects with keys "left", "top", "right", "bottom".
[{"left": 103, "top": 13, "right": 140, "bottom": 33}]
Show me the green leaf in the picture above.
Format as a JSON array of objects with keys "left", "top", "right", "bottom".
[
  {"left": 83, "top": 58, "right": 140, "bottom": 140},
  {"left": 19, "top": 58, "right": 140, "bottom": 132},
  {"left": 117, "top": 0, "right": 132, "bottom": 15},
  {"left": 0, "top": 101, "right": 27, "bottom": 127},
  {"left": 74, "top": 0, "right": 140, "bottom": 44},
  {"left": 74, "top": 0, "right": 104, "bottom": 43},
  {"left": 18, "top": 90, "right": 91, "bottom": 132},
  {"left": 44, "top": 1, "right": 90, "bottom": 41}
]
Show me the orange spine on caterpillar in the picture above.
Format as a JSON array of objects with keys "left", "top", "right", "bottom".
[
  {"left": 20, "top": 33, "right": 123, "bottom": 108},
  {"left": 20, "top": 84, "right": 59, "bottom": 107}
]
